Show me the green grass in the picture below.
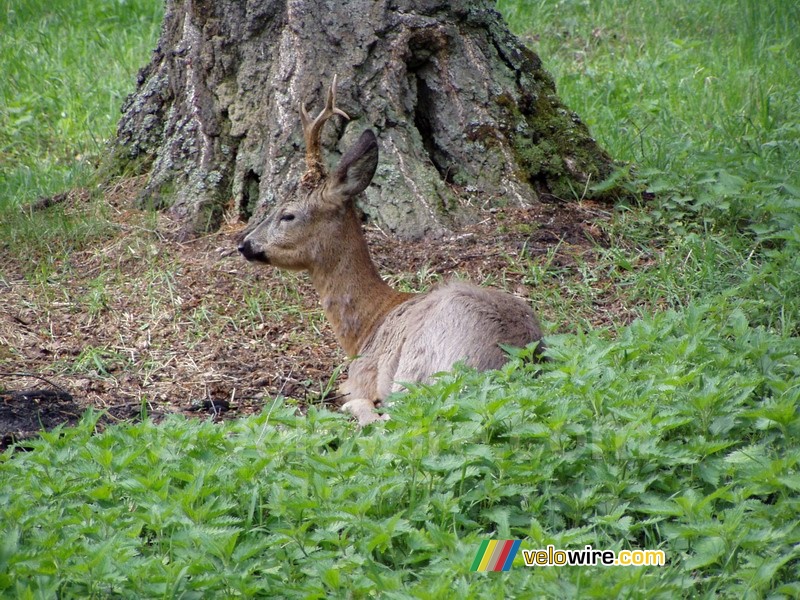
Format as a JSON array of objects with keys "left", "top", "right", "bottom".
[
  {"left": 2, "top": 0, "right": 800, "bottom": 596},
  {"left": 1, "top": 0, "right": 162, "bottom": 205},
  {"left": 499, "top": 0, "right": 800, "bottom": 332},
  {"left": 0, "top": 0, "right": 162, "bottom": 263}
]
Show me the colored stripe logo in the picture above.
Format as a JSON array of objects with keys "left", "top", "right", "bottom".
[{"left": 470, "top": 540, "right": 522, "bottom": 572}]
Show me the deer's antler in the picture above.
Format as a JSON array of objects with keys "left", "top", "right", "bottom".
[{"left": 300, "top": 75, "right": 350, "bottom": 187}]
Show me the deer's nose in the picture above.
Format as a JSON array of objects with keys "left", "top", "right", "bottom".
[{"left": 238, "top": 240, "right": 269, "bottom": 263}]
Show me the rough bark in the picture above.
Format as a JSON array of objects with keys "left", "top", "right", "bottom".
[{"left": 111, "top": 0, "right": 620, "bottom": 239}]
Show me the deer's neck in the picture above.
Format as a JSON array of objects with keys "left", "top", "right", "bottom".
[{"left": 309, "top": 222, "right": 412, "bottom": 357}]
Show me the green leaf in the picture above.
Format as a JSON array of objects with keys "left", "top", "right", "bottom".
[{"left": 684, "top": 537, "right": 726, "bottom": 570}]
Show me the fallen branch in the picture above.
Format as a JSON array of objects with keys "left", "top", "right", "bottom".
[{"left": 0, "top": 372, "right": 72, "bottom": 396}]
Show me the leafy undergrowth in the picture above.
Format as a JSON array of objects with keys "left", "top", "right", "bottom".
[{"left": 2, "top": 304, "right": 799, "bottom": 597}]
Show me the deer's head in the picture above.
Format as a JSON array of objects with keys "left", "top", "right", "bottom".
[{"left": 238, "top": 77, "right": 378, "bottom": 271}]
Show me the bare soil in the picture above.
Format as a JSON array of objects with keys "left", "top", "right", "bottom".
[{"left": 0, "top": 180, "right": 634, "bottom": 449}]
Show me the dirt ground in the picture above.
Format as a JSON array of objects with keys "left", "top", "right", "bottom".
[{"left": 0, "top": 180, "right": 634, "bottom": 449}]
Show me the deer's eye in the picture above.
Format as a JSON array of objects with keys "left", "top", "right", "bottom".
[{"left": 279, "top": 213, "right": 296, "bottom": 223}]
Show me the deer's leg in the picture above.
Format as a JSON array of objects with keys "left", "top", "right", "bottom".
[
  {"left": 341, "top": 397, "right": 389, "bottom": 426},
  {"left": 339, "top": 359, "right": 390, "bottom": 426}
]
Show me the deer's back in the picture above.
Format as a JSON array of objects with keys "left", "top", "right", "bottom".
[{"left": 345, "top": 281, "right": 543, "bottom": 402}]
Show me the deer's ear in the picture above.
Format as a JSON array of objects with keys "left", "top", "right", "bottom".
[{"left": 330, "top": 130, "right": 378, "bottom": 198}]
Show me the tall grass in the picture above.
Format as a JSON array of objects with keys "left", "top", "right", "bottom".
[
  {"left": 0, "top": 0, "right": 162, "bottom": 209},
  {"left": 0, "top": 0, "right": 163, "bottom": 270},
  {"left": 499, "top": 0, "right": 800, "bottom": 172},
  {"left": 499, "top": 0, "right": 800, "bottom": 334}
]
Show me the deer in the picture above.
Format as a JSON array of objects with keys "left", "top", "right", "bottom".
[{"left": 238, "top": 77, "right": 545, "bottom": 426}]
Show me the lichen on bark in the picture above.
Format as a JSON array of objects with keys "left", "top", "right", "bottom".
[{"left": 110, "top": 0, "right": 621, "bottom": 240}]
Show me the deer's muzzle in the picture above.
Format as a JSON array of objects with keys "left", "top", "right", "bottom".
[{"left": 238, "top": 240, "right": 270, "bottom": 263}]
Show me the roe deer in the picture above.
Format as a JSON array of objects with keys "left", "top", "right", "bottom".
[{"left": 239, "top": 77, "right": 545, "bottom": 425}]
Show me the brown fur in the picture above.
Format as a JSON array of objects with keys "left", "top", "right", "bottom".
[{"left": 239, "top": 85, "right": 544, "bottom": 425}]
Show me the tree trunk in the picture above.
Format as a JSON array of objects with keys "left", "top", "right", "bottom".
[{"left": 111, "top": 0, "right": 620, "bottom": 240}]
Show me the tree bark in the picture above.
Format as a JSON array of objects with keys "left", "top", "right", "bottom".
[{"left": 111, "top": 0, "right": 620, "bottom": 240}]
